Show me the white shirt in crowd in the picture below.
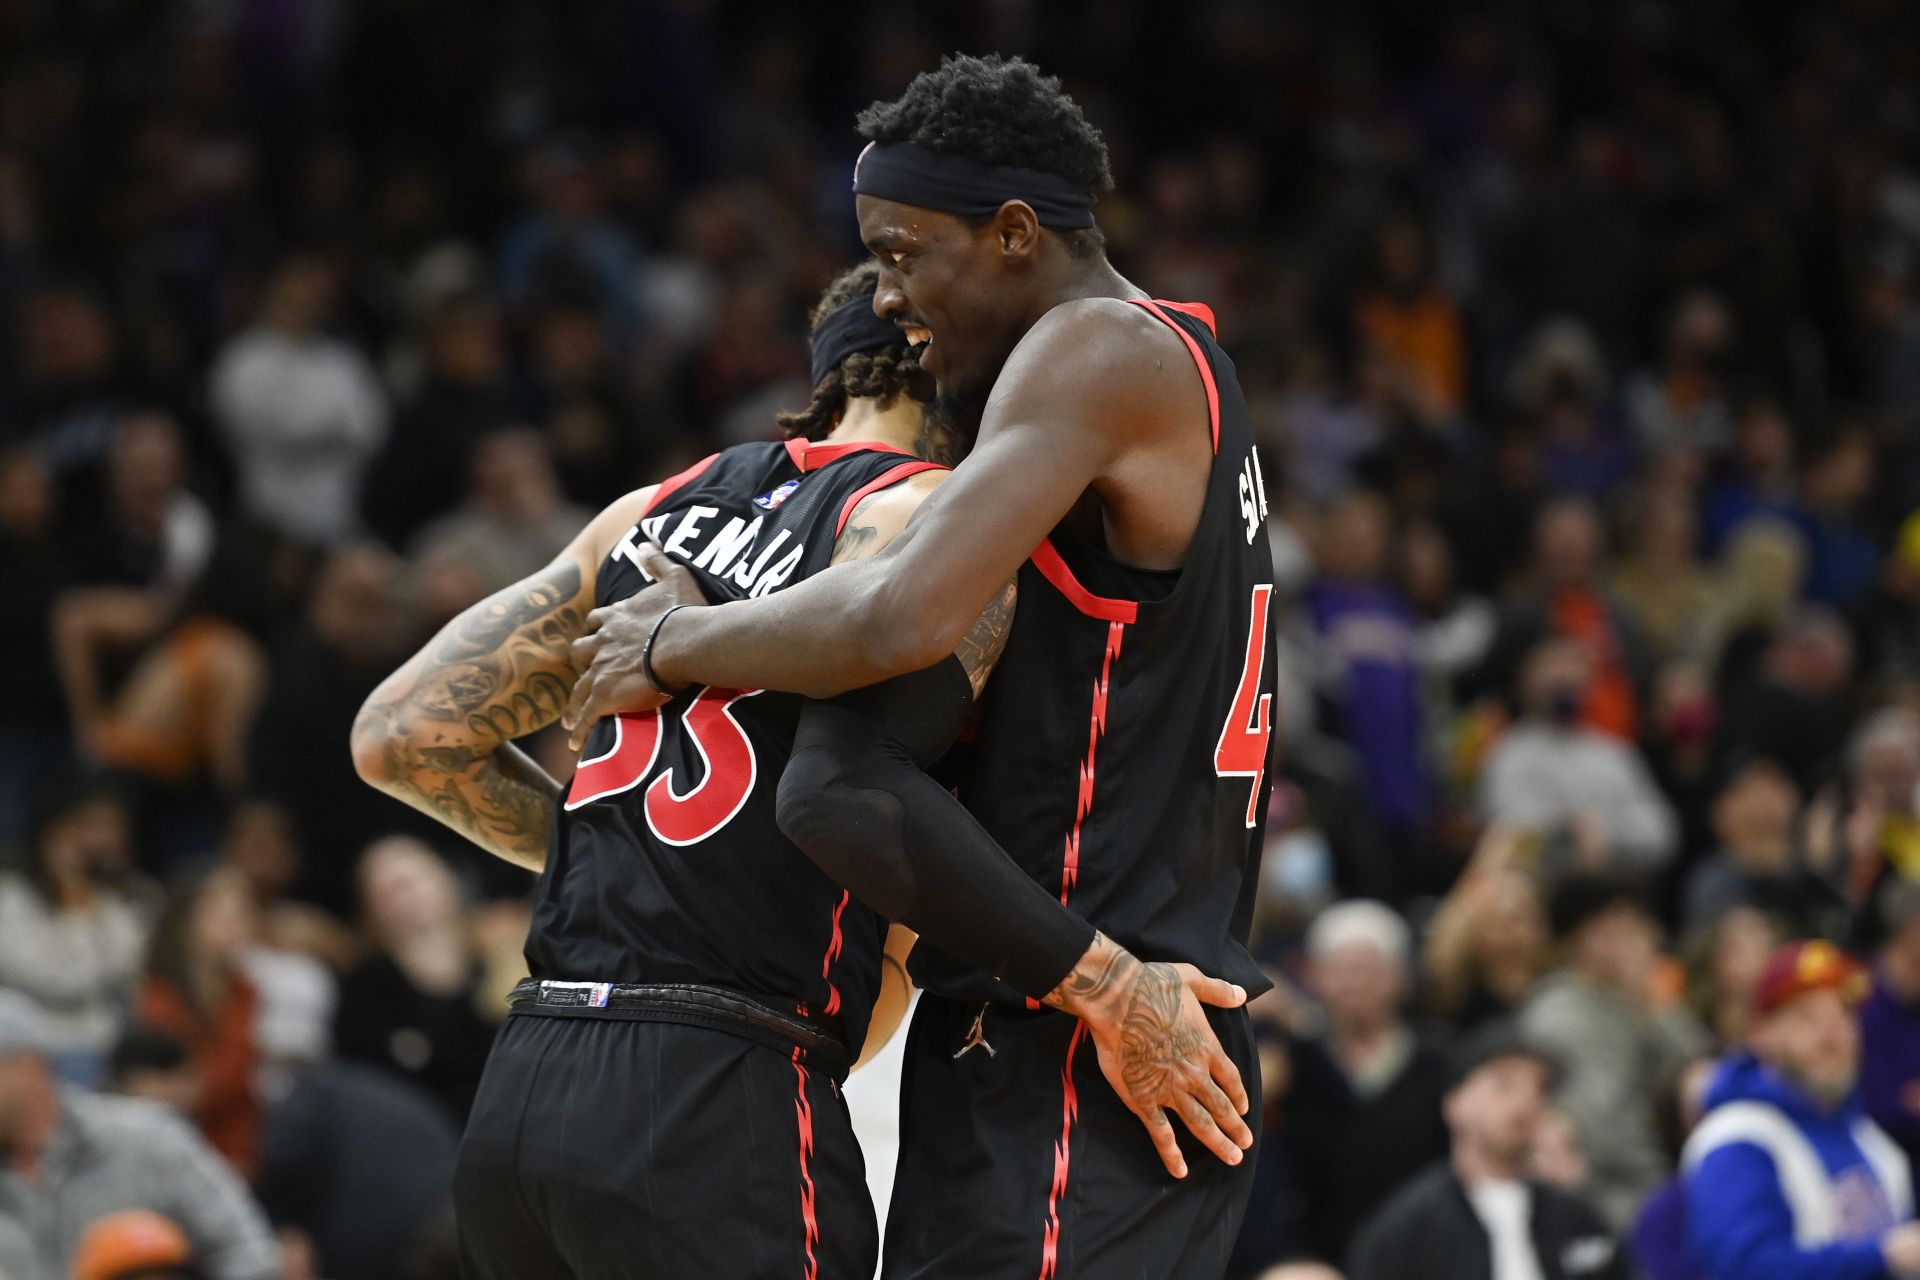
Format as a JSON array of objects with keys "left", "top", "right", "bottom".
[
  {"left": 1467, "top": 1178, "right": 1547, "bottom": 1280},
  {"left": 210, "top": 327, "right": 388, "bottom": 546},
  {"left": 1479, "top": 721, "right": 1679, "bottom": 868}
]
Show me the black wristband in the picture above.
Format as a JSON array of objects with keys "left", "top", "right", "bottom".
[{"left": 642, "top": 603, "right": 692, "bottom": 695}]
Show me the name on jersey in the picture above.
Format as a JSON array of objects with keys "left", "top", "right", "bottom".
[
  {"left": 1238, "top": 445, "right": 1271, "bottom": 546},
  {"left": 618, "top": 504, "right": 807, "bottom": 598}
]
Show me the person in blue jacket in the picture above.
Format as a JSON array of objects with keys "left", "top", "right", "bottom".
[{"left": 1683, "top": 939, "right": 1920, "bottom": 1279}]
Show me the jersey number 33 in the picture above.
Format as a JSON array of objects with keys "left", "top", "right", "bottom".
[{"left": 563, "top": 688, "right": 764, "bottom": 845}]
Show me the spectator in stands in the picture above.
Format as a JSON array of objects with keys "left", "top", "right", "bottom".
[
  {"left": 1308, "top": 491, "right": 1429, "bottom": 857},
  {"left": 1401, "top": 518, "right": 1497, "bottom": 704},
  {"left": 1834, "top": 709, "right": 1920, "bottom": 895},
  {"left": 54, "top": 534, "right": 273, "bottom": 804},
  {"left": 1480, "top": 639, "right": 1678, "bottom": 872},
  {"left": 256, "top": 1059, "right": 461, "bottom": 1280},
  {"left": 1611, "top": 487, "right": 1713, "bottom": 662},
  {"left": 209, "top": 253, "right": 388, "bottom": 547},
  {"left": 1353, "top": 210, "right": 1467, "bottom": 424},
  {"left": 1284, "top": 901, "right": 1451, "bottom": 1262},
  {"left": 1701, "top": 396, "right": 1799, "bottom": 552},
  {"left": 0, "top": 992, "right": 279, "bottom": 1280},
  {"left": 12, "top": 280, "right": 125, "bottom": 489},
  {"left": 1863, "top": 882, "right": 1920, "bottom": 1172},
  {"left": 0, "top": 442, "right": 71, "bottom": 842},
  {"left": 1796, "top": 429, "right": 1881, "bottom": 609},
  {"left": 1681, "top": 758, "right": 1841, "bottom": 936},
  {"left": 1422, "top": 828, "right": 1552, "bottom": 1030},
  {"left": 1486, "top": 496, "right": 1653, "bottom": 743},
  {"left": 1628, "top": 1058, "right": 1718, "bottom": 1280},
  {"left": 217, "top": 799, "right": 358, "bottom": 972},
  {"left": 135, "top": 863, "right": 335, "bottom": 1180},
  {"left": 1512, "top": 319, "right": 1630, "bottom": 503},
  {"left": 409, "top": 427, "right": 590, "bottom": 599},
  {"left": 1715, "top": 608, "right": 1856, "bottom": 798},
  {"left": 1682, "top": 905, "right": 1782, "bottom": 1050},
  {"left": 495, "top": 140, "right": 644, "bottom": 346},
  {"left": 69, "top": 412, "right": 214, "bottom": 596},
  {"left": 334, "top": 838, "right": 496, "bottom": 1122},
  {"left": 248, "top": 543, "right": 431, "bottom": 914},
  {"left": 0, "top": 783, "right": 150, "bottom": 1079},
  {"left": 1625, "top": 291, "right": 1736, "bottom": 461},
  {"left": 1522, "top": 873, "right": 1708, "bottom": 1229},
  {"left": 1684, "top": 940, "right": 1920, "bottom": 1279},
  {"left": 361, "top": 292, "right": 515, "bottom": 548},
  {"left": 1347, "top": 1023, "right": 1628, "bottom": 1280}
]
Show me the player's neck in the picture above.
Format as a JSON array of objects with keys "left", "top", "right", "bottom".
[
  {"left": 1026, "top": 252, "right": 1143, "bottom": 325},
  {"left": 827, "top": 397, "right": 928, "bottom": 459}
]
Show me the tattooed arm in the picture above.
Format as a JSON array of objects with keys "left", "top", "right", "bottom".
[{"left": 350, "top": 486, "right": 658, "bottom": 871}]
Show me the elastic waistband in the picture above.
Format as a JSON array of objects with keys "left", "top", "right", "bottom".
[{"left": 507, "top": 978, "right": 851, "bottom": 1079}]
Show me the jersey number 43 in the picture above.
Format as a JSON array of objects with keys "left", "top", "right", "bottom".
[
  {"left": 1214, "top": 583, "right": 1275, "bottom": 828},
  {"left": 562, "top": 688, "right": 764, "bottom": 845}
]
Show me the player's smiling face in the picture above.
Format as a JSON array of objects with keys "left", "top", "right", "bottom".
[{"left": 857, "top": 193, "right": 1031, "bottom": 412}]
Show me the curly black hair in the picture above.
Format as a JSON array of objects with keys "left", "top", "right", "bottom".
[
  {"left": 857, "top": 53, "right": 1112, "bottom": 258},
  {"left": 776, "top": 261, "right": 934, "bottom": 442}
]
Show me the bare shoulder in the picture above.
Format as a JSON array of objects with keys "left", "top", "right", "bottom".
[
  {"left": 993, "top": 297, "right": 1193, "bottom": 418},
  {"left": 832, "top": 469, "right": 948, "bottom": 565}
]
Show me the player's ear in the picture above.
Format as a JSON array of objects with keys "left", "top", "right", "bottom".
[{"left": 992, "top": 200, "right": 1042, "bottom": 263}]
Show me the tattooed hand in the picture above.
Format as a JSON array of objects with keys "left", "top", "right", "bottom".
[
  {"left": 563, "top": 541, "right": 707, "bottom": 752},
  {"left": 1045, "top": 932, "right": 1253, "bottom": 1179}
]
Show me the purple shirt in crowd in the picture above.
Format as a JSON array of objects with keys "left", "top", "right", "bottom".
[{"left": 1861, "top": 975, "right": 1920, "bottom": 1171}]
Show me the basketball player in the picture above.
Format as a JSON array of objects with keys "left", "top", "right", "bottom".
[
  {"left": 566, "top": 54, "right": 1278, "bottom": 1277},
  {"left": 351, "top": 262, "right": 1245, "bottom": 1278}
]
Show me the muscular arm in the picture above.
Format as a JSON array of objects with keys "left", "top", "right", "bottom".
[
  {"left": 625, "top": 300, "right": 1203, "bottom": 702},
  {"left": 350, "top": 486, "right": 656, "bottom": 870}
]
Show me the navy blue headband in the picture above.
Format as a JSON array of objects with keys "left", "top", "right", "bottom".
[
  {"left": 852, "top": 140, "right": 1097, "bottom": 230},
  {"left": 809, "top": 295, "right": 902, "bottom": 388}
]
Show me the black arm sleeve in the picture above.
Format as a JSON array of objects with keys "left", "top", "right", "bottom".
[{"left": 774, "top": 657, "right": 1097, "bottom": 998}]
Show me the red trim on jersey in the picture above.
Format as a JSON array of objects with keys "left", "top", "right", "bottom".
[
  {"left": 642, "top": 452, "right": 720, "bottom": 516},
  {"left": 1030, "top": 540, "right": 1140, "bottom": 624},
  {"left": 834, "top": 460, "right": 946, "bottom": 537},
  {"left": 1026, "top": 618, "right": 1128, "bottom": 1011},
  {"left": 1153, "top": 298, "right": 1217, "bottom": 336},
  {"left": 1037, "top": 1021, "right": 1089, "bottom": 1279},
  {"left": 1127, "top": 298, "right": 1221, "bottom": 455},
  {"left": 784, "top": 437, "right": 918, "bottom": 473},
  {"left": 818, "top": 889, "right": 850, "bottom": 1017},
  {"left": 791, "top": 1049, "right": 821, "bottom": 1280}
]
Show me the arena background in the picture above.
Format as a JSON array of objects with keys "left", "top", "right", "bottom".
[{"left": 5, "top": 1, "right": 1920, "bottom": 1277}]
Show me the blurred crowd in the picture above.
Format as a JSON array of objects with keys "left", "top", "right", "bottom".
[{"left": 5, "top": 0, "right": 1920, "bottom": 1277}]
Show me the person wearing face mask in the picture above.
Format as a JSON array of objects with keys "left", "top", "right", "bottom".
[
  {"left": 1684, "top": 941, "right": 1920, "bottom": 1279},
  {"left": 1480, "top": 639, "right": 1679, "bottom": 874}
]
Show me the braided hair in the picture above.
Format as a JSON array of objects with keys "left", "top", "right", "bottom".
[{"left": 777, "top": 261, "right": 933, "bottom": 442}]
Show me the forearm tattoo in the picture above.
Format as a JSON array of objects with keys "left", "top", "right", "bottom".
[{"left": 355, "top": 559, "right": 585, "bottom": 871}]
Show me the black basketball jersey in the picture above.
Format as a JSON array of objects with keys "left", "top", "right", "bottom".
[
  {"left": 530, "top": 438, "right": 944, "bottom": 1052},
  {"left": 915, "top": 299, "right": 1278, "bottom": 1005}
]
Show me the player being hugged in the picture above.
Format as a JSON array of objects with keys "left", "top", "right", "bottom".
[{"left": 353, "top": 261, "right": 1248, "bottom": 1279}]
